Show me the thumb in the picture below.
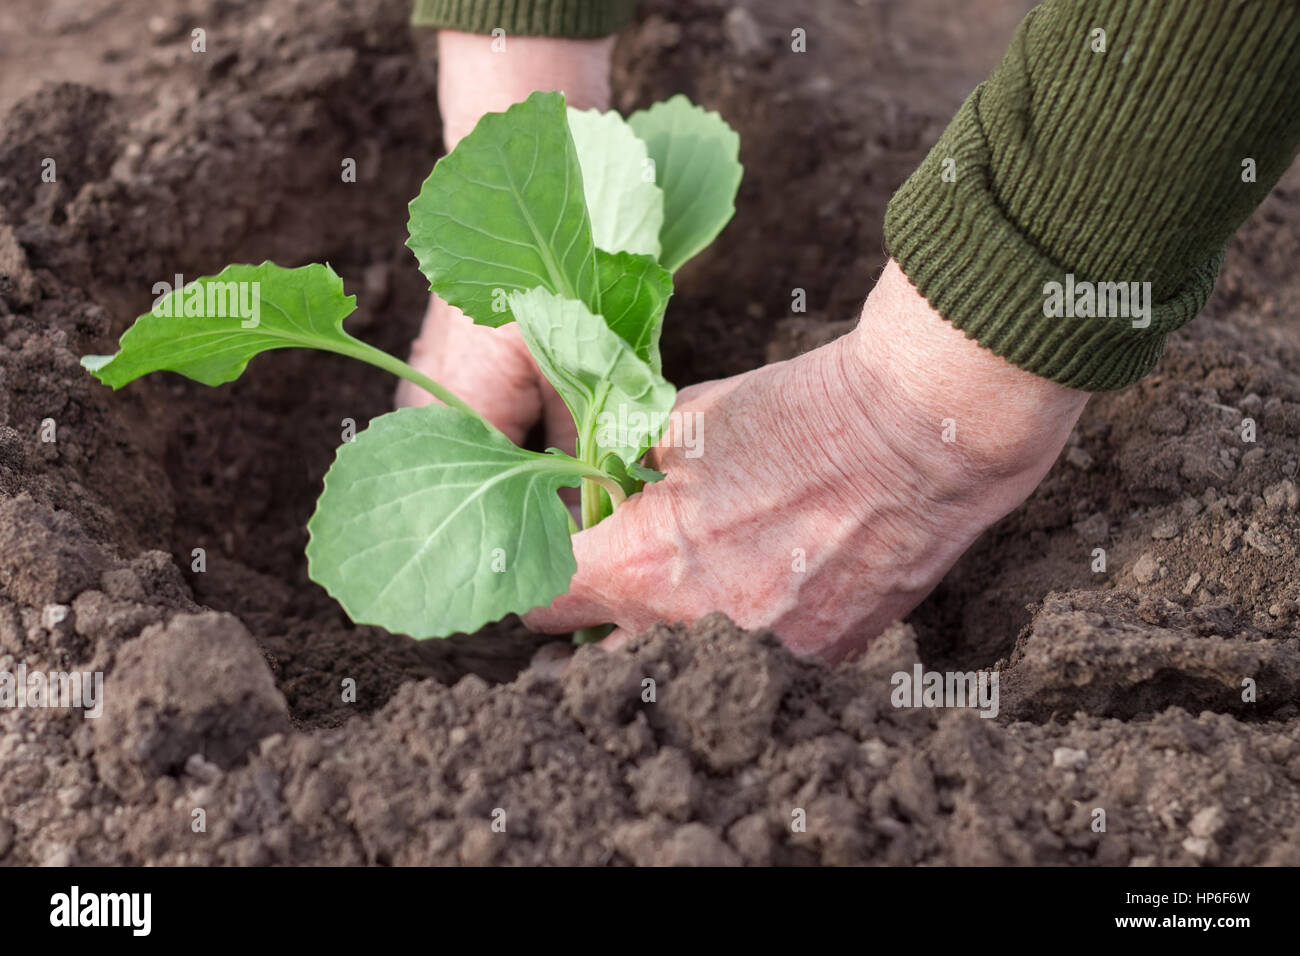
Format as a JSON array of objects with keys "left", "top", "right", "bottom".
[
  {"left": 399, "top": 297, "right": 545, "bottom": 446},
  {"left": 542, "top": 383, "right": 582, "bottom": 511},
  {"left": 523, "top": 515, "right": 622, "bottom": 633},
  {"left": 599, "top": 626, "right": 635, "bottom": 651},
  {"left": 542, "top": 381, "right": 579, "bottom": 456}
]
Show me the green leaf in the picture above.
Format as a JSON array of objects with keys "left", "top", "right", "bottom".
[
  {"left": 594, "top": 249, "right": 672, "bottom": 373},
  {"left": 601, "top": 455, "right": 639, "bottom": 498},
  {"left": 566, "top": 107, "right": 664, "bottom": 258},
  {"left": 82, "top": 262, "right": 359, "bottom": 389},
  {"left": 508, "top": 288, "right": 675, "bottom": 467},
  {"left": 628, "top": 462, "right": 666, "bottom": 483},
  {"left": 628, "top": 95, "right": 743, "bottom": 272},
  {"left": 306, "top": 404, "right": 587, "bottom": 639},
  {"left": 407, "top": 91, "right": 598, "bottom": 327},
  {"left": 603, "top": 456, "right": 666, "bottom": 498}
]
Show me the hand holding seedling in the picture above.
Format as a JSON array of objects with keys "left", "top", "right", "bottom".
[
  {"left": 528, "top": 260, "right": 1089, "bottom": 660},
  {"left": 379, "top": 31, "right": 1087, "bottom": 658},
  {"left": 80, "top": 63, "right": 1092, "bottom": 658},
  {"left": 83, "top": 89, "right": 745, "bottom": 646}
]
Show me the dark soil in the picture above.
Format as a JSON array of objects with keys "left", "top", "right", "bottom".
[{"left": 0, "top": 0, "right": 1297, "bottom": 866}]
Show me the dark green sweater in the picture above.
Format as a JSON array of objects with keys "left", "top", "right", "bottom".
[
  {"left": 413, "top": 0, "right": 636, "bottom": 36},
  {"left": 416, "top": 0, "right": 1300, "bottom": 391}
]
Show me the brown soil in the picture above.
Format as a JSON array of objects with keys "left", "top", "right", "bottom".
[{"left": 0, "top": 0, "right": 1297, "bottom": 866}]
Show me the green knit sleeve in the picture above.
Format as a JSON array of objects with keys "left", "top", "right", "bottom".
[
  {"left": 412, "top": 0, "right": 636, "bottom": 37},
  {"left": 884, "top": 0, "right": 1300, "bottom": 391}
]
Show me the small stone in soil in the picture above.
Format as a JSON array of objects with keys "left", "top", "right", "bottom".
[
  {"left": 1132, "top": 552, "right": 1160, "bottom": 585},
  {"left": 1052, "top": 747, "right": 1088, "bottom": 770}
]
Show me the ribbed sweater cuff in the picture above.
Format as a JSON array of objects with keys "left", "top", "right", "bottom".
[
  {"left": 885, "top": 0, "right": 1300, "bottom": 392},
  {"left": 884, "top": 89, "right": 1221, "bottom": 392},
  {"left": 412, "top": 0, "right": 636, "bottom": 36}
]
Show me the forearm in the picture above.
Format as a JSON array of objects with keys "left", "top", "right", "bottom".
[
  {"left": 851, "top": 260, "right": 1089, "bottom": 489},
  {"left": 411, "top": 1, "right": 628, "bottom": 148},
  {"left": 435, "top": 31, "right": 614, "bottom": 149},
  {"left": 885, "top": 0, "right": 1300, "bottom": 391}
]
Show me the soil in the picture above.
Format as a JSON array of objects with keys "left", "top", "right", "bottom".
[{"left": 1, "top": 0, "right": 1298, "bottom": 866}]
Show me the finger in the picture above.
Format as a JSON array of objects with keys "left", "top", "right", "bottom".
[
  {"left": 672, "top": 377, "right": 730, "bottom": 408},
  {"left": 527, "top": 641, "right": 574, "bottom": 678},
  {"left": 522, "top": 519, "right": 621, "bottom": 633},
  {"left": 542, "top": 381, "right": 579, "bottom": 455},
  {"left": 672, "top": 367, "right": 756, "bottom": 411},
  {"left": 542, "top": 381, "right": 580, "bottom": 508},
  {"left": 398, "top": 297, "right": 544, "bottom": 445},
  {"left": 599, "top": 626, "right": 635, "bottom": 651},
  {"left": 523, "top": 587, "right": 610, "bottom": 633},
  {"left": 643, "top": 373, "right": 748, "bottom": 470},
  {"left": 435, "top": 322, "right": 541, "bottom": 444}
]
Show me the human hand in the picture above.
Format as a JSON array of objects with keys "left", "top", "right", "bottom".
[
  {"left": 397, "top": 297, "right": 576, "bottom": 448},
  {"left": 525, "top": 260, "right": 1092, "bottom": 661}
]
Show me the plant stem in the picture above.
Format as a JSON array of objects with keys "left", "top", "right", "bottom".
[
  {"left": 334, "top": 338, "right": 482, "bottom": 422},
  {"left": 580, "top": 477, "right": 601, "bottom": 530},
  {"left": 570, "top": 435, "right": 625, "bottom": 647},
  {"left": 573, "top": 475, "right": 608, "bottom": 647},
  {"left": 573, "top": 624, "right": 611, "bottom": 645},
  {"left": 579, "top": 473, "right": 626, "bottom": 517}
]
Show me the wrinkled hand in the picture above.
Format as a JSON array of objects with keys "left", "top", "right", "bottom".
[
  {"left": 526, "top": 261, "right": 1091, "bottom": 661},
  {"left": 406, "top": 34, "right": 1089, "bottom": 661}
]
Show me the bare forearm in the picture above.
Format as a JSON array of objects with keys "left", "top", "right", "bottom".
[{"left": 436, "top": 30, "right": 614, "bottom": 149}]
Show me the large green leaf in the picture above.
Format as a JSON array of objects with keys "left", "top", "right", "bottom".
[
  {"left": 407, "top": 91, "right": 598, "bottom": 327},
  {"left": 508, "top": 288, "right": 675, "bottom": 467},
  {"left": 306, "top": 404, "right": 588, "bottom": 639},
  {"left": 594, "top": 249, "right": 672, "bottom": 373},
  {"left": 81, "top": 262, "right": 359, "bottom": 388},
  {"left": 627, "top": 95, "right": 742, "bottom": 272},
  {"left": 566, "top": 107, "right": 664, "bottom": 258}
]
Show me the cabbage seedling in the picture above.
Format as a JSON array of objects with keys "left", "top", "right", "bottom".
[{"left": 82, "top": 92, "right": 741, "bottom": 639}]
